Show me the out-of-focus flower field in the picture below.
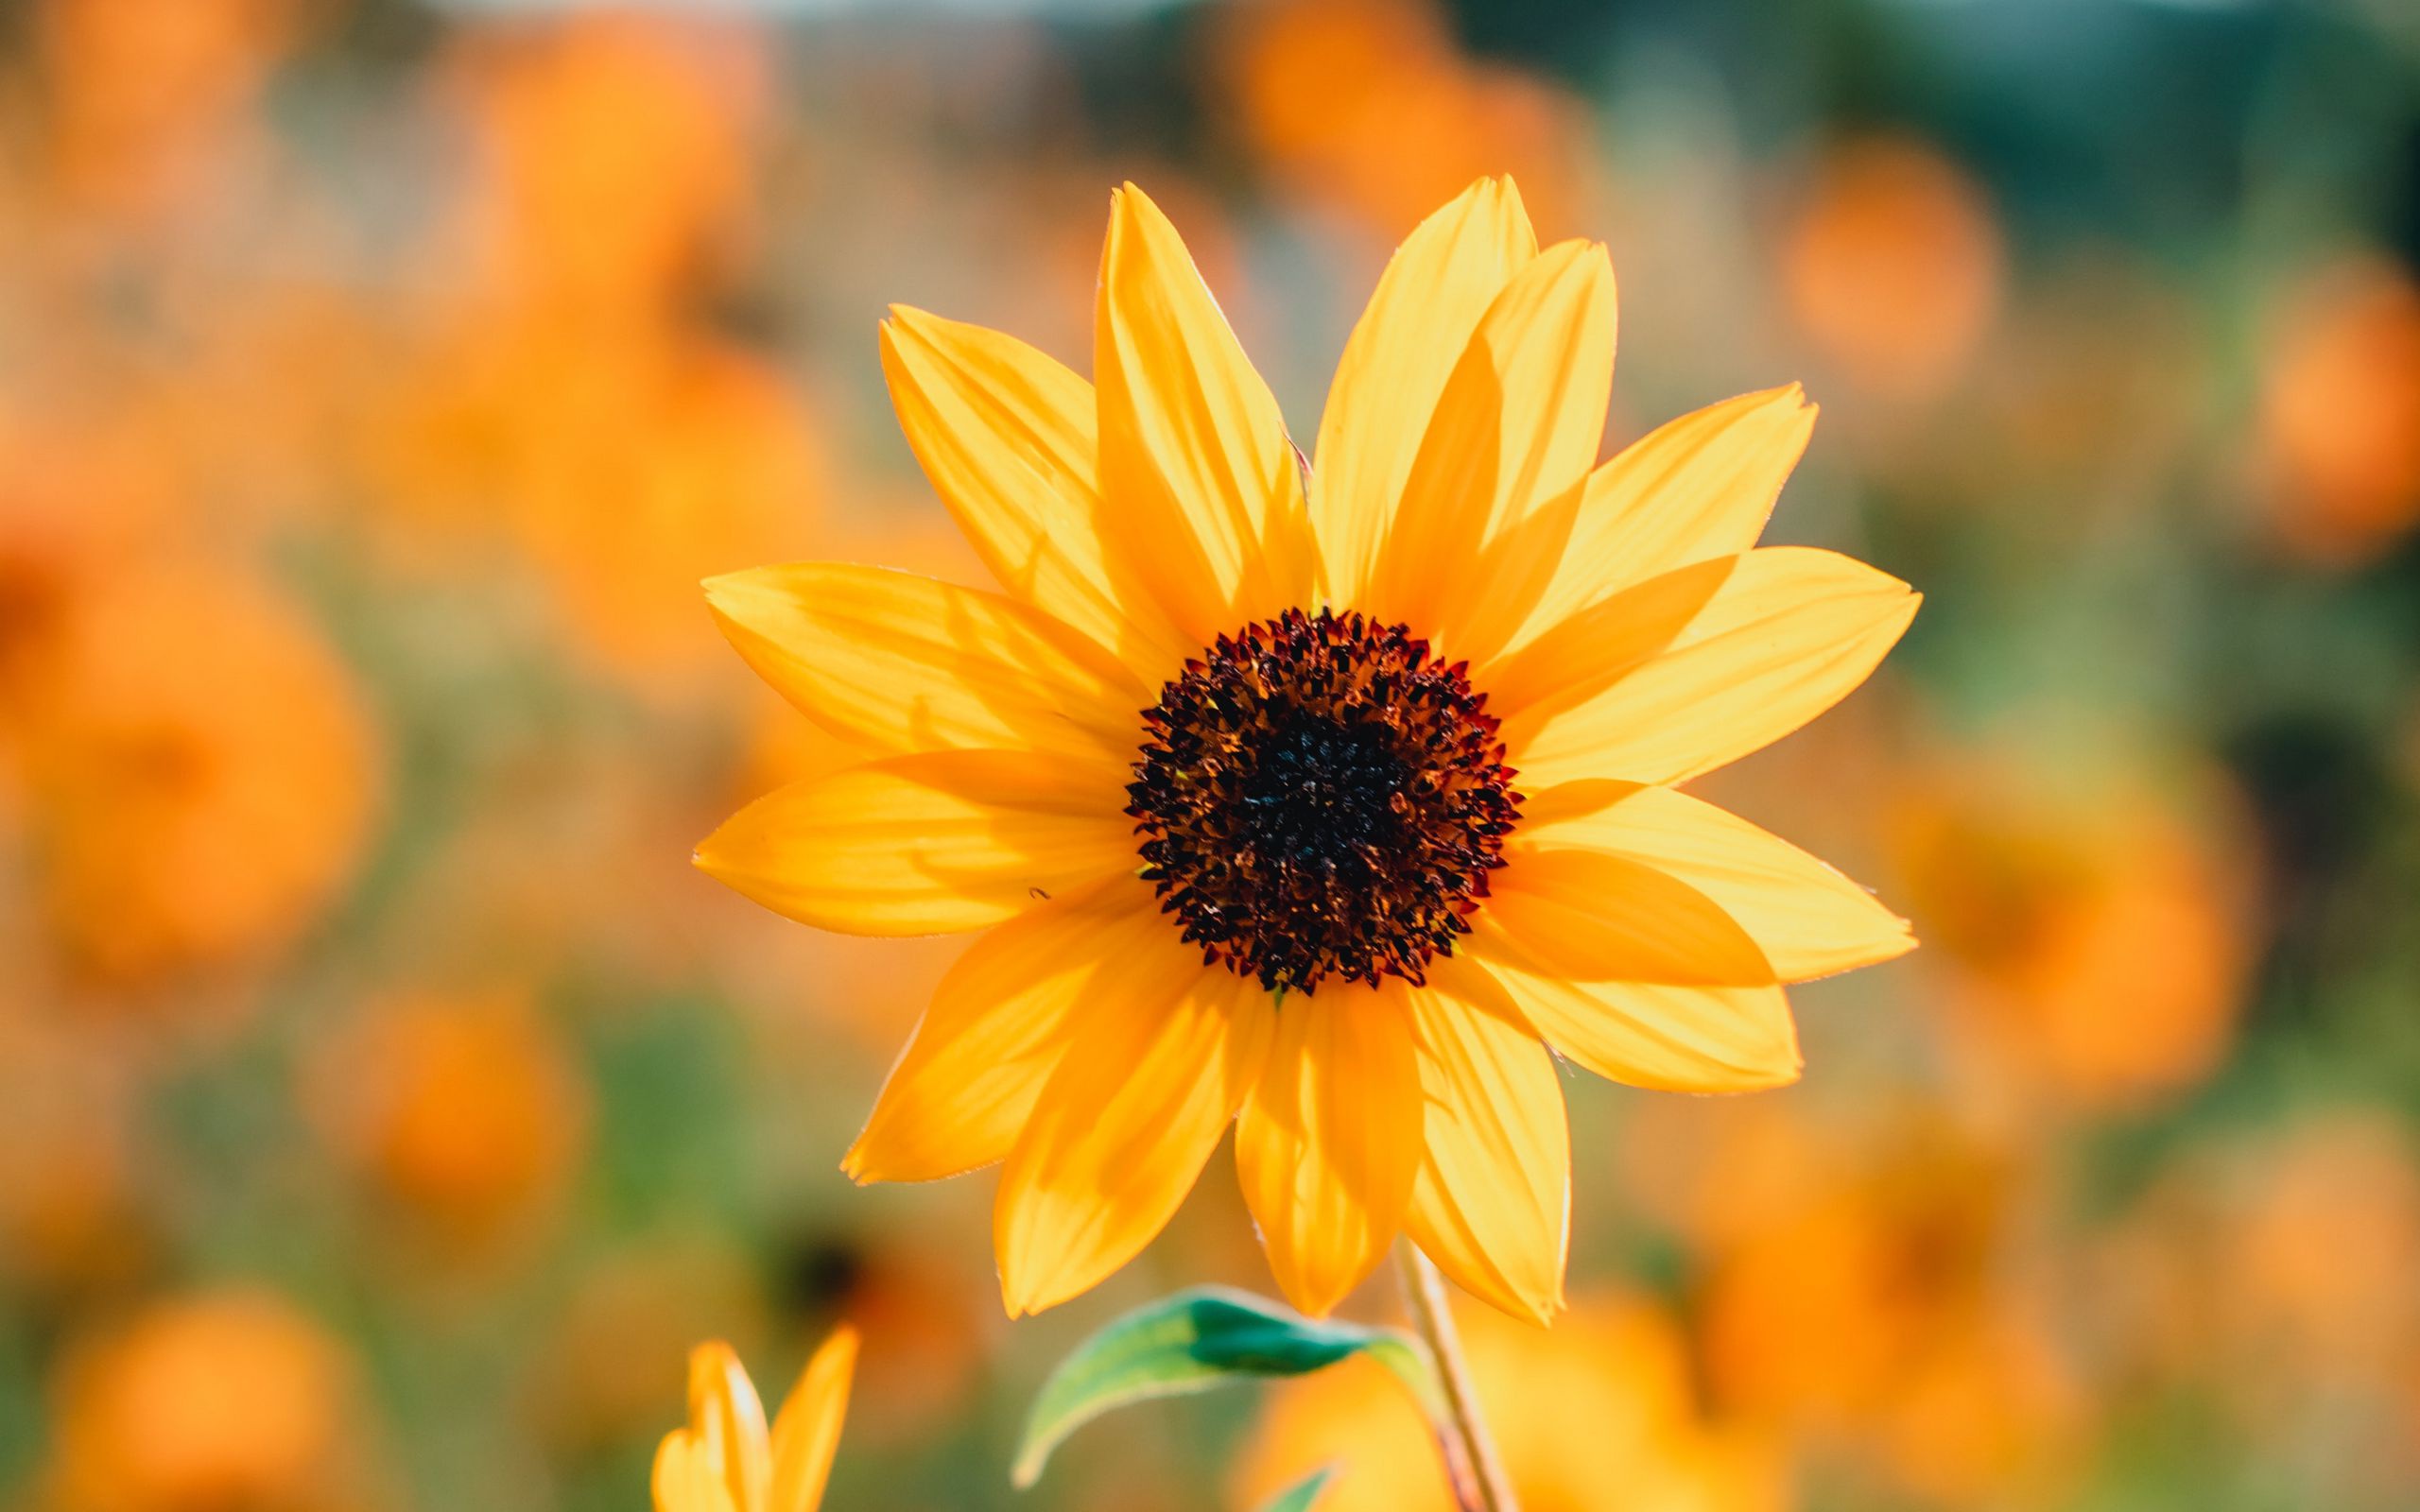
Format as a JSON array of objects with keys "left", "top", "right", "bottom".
[{"left": 4, "top": 0, "right": 2419, "bottom": 1507}]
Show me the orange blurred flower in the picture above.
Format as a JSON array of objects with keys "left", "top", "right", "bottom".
[
  {"left": 1235, "top": 1292, "right": 1785, "bottom": 1512},
  {"left": 2101, "top": 1113, "right": 2420, "bottom": 1498},
  {"left": 46, "top": 1290, "right": 368, "bottom": 1512},
  {"left": 1213, "top": 0, "right": 1599, "bottom": 235},
  {"left": 2257, "top": 255, "right": 2420, "bottom": 566},
  {"left": 1633, "top": 1096, "right": 2083, "bottom": 1505},
  {"left": 1888, "top": 751, "right": 2257, "bottom": 1110},
  {"left": 29, "top": 0, "right": 299, "bottom": 222},
  {"left": 306, "top": 988, "right": 589, "bottom": 1252},
  {"left": 1779, "top": 137, "right": 2005, "bottom": 401},
  {"left": 443, "top": 12, "right": 768, "bottom": 319},
  {"left": 12, "top": 560, "right": 379, "bottom": 992}
]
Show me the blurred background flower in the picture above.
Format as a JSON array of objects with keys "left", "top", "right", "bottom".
[{"left": 3, "top": 0, "right": 2418, "bottom": 1507}]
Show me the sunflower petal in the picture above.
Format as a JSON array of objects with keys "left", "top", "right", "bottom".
[
  {"left": 1519, "top": 781, "right": 1913, "bottom": 981},
  {"left": 994, "top": 942, "right": 1277, "bottom": 1316},
  {"left": 843, "top": 877, "right": 1167, "bottom": 1183},
  {"left": 1398, "top": 955, "right": 1569, "bottom": 1324},
  {"left": 1095, "top": 183, "right": 1313, "bottom": 644},
  {"left": 768, "top": 1327, "right": 857, "bottom": 1512},
  {"left": 1311, "top": 176, "right": 1537, "bottom": 607},
  {"left": 1480, "top": 848, "right": 1775, "bottom": 986},
  {"left": 879, "top": 306, "right": 1190, "bottom": 671},
  {"left": 1499, "top": 546, "right": 1918, "bottom": 787},
  {"left": 1503, "top": 385, "right": 1817, "bottom": 654},
  {"left": 1235, "top": 988, "right": 1424, "bottom": 1318},
  {"left": 683, "top": 1342, "right": 770, "bottom": 1512},
  {"left": 1365, "top": 239, "right": 1617, "bottom": 655},
  {"left": 1476, "top": 927, "right": 1803, "bottom": 1092},
  {"left": 704, "top": 562, "right": 1145, "bottom": 763},
  {"left": 653, "top": 1433, "right": 743, "bottom": 1512},
  {"left": 695, "top": 751, "right": 1133, "bottom": 937}
]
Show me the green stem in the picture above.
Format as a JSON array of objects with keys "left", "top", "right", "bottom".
[{"left": 1395, "top": 1245, "right": 1520, "bottom": 1512}]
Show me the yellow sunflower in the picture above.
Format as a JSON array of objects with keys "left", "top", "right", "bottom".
[
  {"left": 698, "top": 178, "right": 1917, "bottom": 1324},
  {"left": 652, "top": 1330, "right": 856, "bottom": 1512}
]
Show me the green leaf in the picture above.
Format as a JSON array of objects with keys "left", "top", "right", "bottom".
[
  {"left": 1257, "top": 1467, "right": 1337, "bottom": 1512},
  {"left": 1011, "top": 1285, "right": 1441, "bottom": 1487}
]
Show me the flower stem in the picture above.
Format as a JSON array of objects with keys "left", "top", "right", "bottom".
[{"left": 1396, "top": 1245, "right": 1520, "bottom": 1512}]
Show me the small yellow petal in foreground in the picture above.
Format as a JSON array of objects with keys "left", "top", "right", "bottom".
[
  {"left": 1236, "top": 988, "right": 1426, "bottom": 1318},
  {"left": 653, "top": 1329, "right": 856, "bottom": 1512},
  {"left": 701, "top": 177, "right": 1920, "bottom": 1325},
  {"left": 692, "top": 750, "right": 1135, "bottom": 937},
  {"left": 768, "top": 1328, "right": 858, "bottom": 1512}
]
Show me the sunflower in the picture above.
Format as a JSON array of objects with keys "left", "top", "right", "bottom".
[
  {"left": 698, "top": 178, "right": 1917, "bottom": 1324},
  {"left": 652, "top": 1330, "right": 856, "bottom": 1512}
]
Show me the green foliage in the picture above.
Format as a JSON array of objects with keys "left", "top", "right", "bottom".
[{"left": 1011, "top": 1287, "right": 1437, "bottom": 1488}]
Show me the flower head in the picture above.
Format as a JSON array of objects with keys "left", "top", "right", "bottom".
[
  {"left": 653, "top": 1330, "right": 857, "bottom": 1512},
  {"left": 699, "top": 178, "right": 1918, "bottom": 1322}
]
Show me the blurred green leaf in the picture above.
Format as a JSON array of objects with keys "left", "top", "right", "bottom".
[
  {"left": 1011, "top": 1286, "right": 1438, "bottom": 1488},
  {"left": 1256, "top": 1467, "right": 1337, "bottom": 1512}
]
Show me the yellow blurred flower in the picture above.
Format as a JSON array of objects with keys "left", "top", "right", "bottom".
[
  {"left": 46, "top": 1290, "right": 366, "bottom": 1512},
  {"left": 1234, "top": 1293, "right": 1785, "bottom": 1512},
  {"left": 2257, "top": 254, "right": 2420, "bottom": 566},
  {"left": 699, "top": 178, "right": 1917, "bottom": 1320},
  {"left": 1779, "top": 137, "right": 2005, "bottom": 402},
  {"left": 13, "top": 560, "right": 379, "bottom": 991},
  {"left": 654, "top": 1331, "right": 857, "bottom": 1512}
]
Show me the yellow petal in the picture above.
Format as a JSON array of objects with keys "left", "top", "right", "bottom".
[
  {"left": 1095, "top": 183, "right": 1313, "bottom": 644},
  {"left": 768, "top": 1326, "right": 857, "bottom": 1512},
  {"left": 683, "top": 1342, "right": 770, "bottom": 1512},
  {"left": 704, "top": 562, "right": 1146, "bottom": 763},
  {"left": 994, "top": 954, "right": 1277, "bottom": 1316},
  {"left": 1476, "top": 926, "right": 1802, "bottom": 1092},
  {"left": 1397, "top": 954, "right": 1568, "bottom": 1324},
  {"left": 1500, "top": 385, "right": 1816, "bottom": 656},
  {"left": 653, "top": 1432, "right": 743, "bottom": 1512},
  {"left": 1518, "top": 781, "right": 1914, "bottom": 981},
  {"left": 879, "top": 306, "right": 1189, "bottom": 672},
  {"left": 843, "top": 877, "right": 1169, "bottom": 1183},
  {"left": 1478, "top": 848, "right": 1774, "bottom": 986},
  {"left": 1234, "top": 988, "right": 1424, "bottom": 1318},
  {"left": 1364, "top": 239, "right": 1618, "bottom": 658},
  {"left": 1498, "top": 546, "right": 1918, "bottom": 787},
  {"left": 1311, "top": 176, "right": 1537, "bottom": 607},
  {"left": 1478, "top": 555, "right": 1737, "bottom": 718},
  {"left": 694, "top": 751, "right": 1134, "bottom": 937}
]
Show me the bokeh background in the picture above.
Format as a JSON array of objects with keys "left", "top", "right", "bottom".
[{"left": 4, "top": 0, "right": 2419, "bottom": 1506}]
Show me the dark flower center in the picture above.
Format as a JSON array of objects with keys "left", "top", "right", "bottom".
[{"left": 1126, "top": 607, "right": 1521, "bottom": 994}]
